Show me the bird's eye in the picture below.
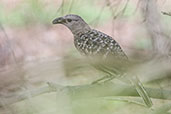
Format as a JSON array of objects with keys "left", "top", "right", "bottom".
[{"left": 67, "top": 19, "right": 72, "bottom": 22}]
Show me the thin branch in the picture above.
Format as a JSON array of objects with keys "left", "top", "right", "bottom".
[
  {"left": 162, "top": 11, "right": 171, "bottom": 16},
  {"left": 56, "top": 0, "right": 65, "bottom": 15},
  {"left": 140, "top": 0, "right": 171, "bottom": 56},
  {"left": 68, "top": 0, "right": 75, "bottom": 13},
  {"left": 1, "top": 82, "right": 171, "bottom": 107},
  {"left": 0, "top": 23, "right": 17, "bottom": 64}
]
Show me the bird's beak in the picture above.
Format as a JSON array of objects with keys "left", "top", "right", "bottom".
[{"left": 52, "top": 17, "right": 66, "bottom": 24}]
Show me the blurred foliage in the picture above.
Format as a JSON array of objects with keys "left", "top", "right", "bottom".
[
  {"left": 0, "top": 0, "right": 171, "bottom": 114},
  {"left": 0, "top": 0, "right": 170, "bottom": 27},
  {"left": 0, "top": 0, "right": 57, "bottom": 26},
  {"left": 0, "top": 0, "right": 138, "bottom": 26},
  {"left": 13, "top": 93, "right": 149, "bottom": 114}
]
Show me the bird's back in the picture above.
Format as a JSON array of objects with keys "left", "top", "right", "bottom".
[{"left": 74, "top": 29, "right": 127, "bottom": 59}]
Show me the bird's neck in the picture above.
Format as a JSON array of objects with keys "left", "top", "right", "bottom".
[{"left": 71, "top": 26, "right": 91, "bottom": 36}]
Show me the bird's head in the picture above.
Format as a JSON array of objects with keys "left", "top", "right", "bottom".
[{"left": 52, "top": 14, "right": 90, "bottom": 35}]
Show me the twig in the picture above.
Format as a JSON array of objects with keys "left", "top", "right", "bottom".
[
  {"left": 0, "top": 23, "right": 17, "bottom": 63},
  {"left": 68, "top": 0, "right": 75, "bottom": 13},
  {"left": 1, "top": 82, "right": 171, "bottom": 107},
  {"left": 140, "top": 0, "right": 171, "bottom": 56},
  {"left": 161, "top": 11, "right": 171, "bottom": 16}
]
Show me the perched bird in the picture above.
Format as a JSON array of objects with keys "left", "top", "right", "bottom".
[
  {"left": 52, "top": 14, "right": 152, "bottom": 107},
  {"left": 52, "top": 14, "right": 128, "bottom": 79},
  {"left": 52, "top": 14, "right": 127, "bottom": 60}
]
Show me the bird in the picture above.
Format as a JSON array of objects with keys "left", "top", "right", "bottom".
[
  {"left": 52, "top": 14, "right": 152, "bottom": 107},
  {"left": 52, "top": 14, "right": 128, "bottom": 81},
  {"left": 52, "top": 14, "right": 127, "bottom": 59}
]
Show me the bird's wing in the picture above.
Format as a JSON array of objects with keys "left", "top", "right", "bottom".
[{"left": 87, "top": 29, "right": 127, "bottom": 59}]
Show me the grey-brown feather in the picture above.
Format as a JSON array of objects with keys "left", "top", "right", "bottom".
[
  {"left": 53, "top": 14, "right": 128, "bottom": 76},
  {"left": 74, "top": 29, "right": 127, "bottom": 59},
  {"left": 53, "top": 15, "right": 152, "bottom": 105}
]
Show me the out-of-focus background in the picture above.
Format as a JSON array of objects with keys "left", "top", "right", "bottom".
[{"left": 0, "top": 0, "right": 171, "bottom": 114}]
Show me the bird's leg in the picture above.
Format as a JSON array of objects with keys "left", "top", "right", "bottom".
[
  {"left": 103, "top": 75, "right": 118, "bottom": 83},
  {"left": 102, "top": 73, "right": 127, "bottom": 83},
  {"left": 91, "top": 74, "right": 114, "bottom": 84}
]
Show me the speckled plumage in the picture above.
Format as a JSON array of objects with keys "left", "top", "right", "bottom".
[
  {"left": 74, "top": 29, "right": 127, "bottom": 59},
  {"left": 52, "top": 14, "right": 127, "bottom": 60},
  {"left": 52, "top": 14, "right": 127, "bottom": 59},
  {"left": 52, "top": 15, "right": 152, "bottom": 105}
]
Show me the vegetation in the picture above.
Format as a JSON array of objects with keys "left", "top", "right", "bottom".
[{"left": 0, "top": 0, "right": 171, "bottom": 114}]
